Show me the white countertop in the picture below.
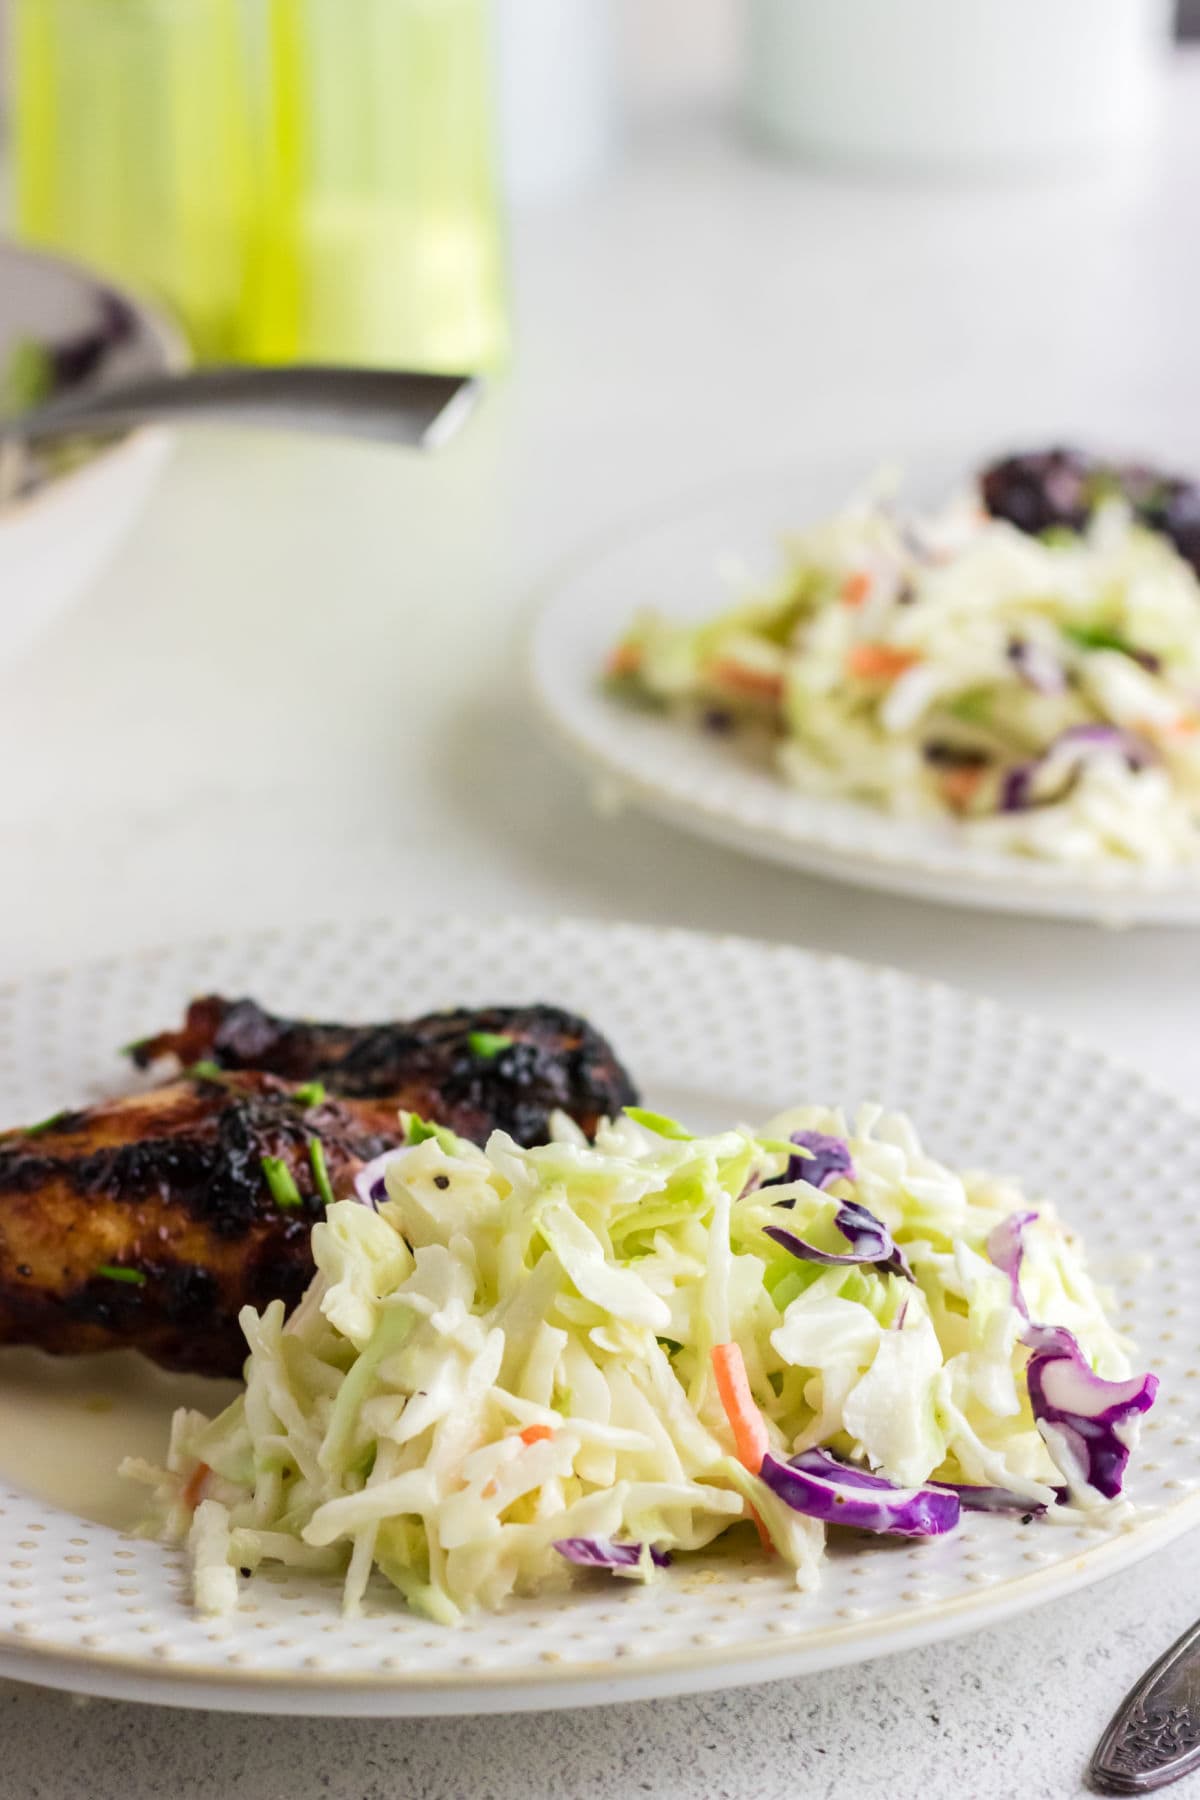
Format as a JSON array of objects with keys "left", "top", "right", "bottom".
[{"left": 3, "top": 56, "right": 1200, "bottom": 1800}]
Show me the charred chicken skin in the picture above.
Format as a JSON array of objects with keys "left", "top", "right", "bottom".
[
  {"left": 0, "top": 1071, "right": 399, "bottom": 1377},
  {"left": 0, "top": 999, "right": 638, "bottom": 1378},
  {"left": 130, "top": 996, "right": 638, "bottom": 1147}
]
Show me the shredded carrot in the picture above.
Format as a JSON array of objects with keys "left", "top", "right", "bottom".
[
  {"left": 711, "top": 1343, "right": 769, "bottom": 1475},
  {"left": 711, "top": 659, "right": 785, "bottom": 704},
  {"left": 482, "top": 1479, "right": 498, "bottom": 1499},
  {"left": 519, "top": 1424, "right": 554, "bottom": 1446},
  {"left": 1140, "top": 714, "right": 1200, "bottom": 739},
  {"left": 182, "top": 1462, "right": 211, "bottom": 1510},
  {"left": 840, "top": 569, "right": 872, "bottom": 608},
  {"left": 606, "top": 642, "right": 643, "bottom": 678},
  {"left": 940, "top": 766, "right": 985, "bottom": 810},
  {"left": 846, "top": 643, "right": 920, "bottom": 681},
  {"left": 747, "top": 1503, "right": 774, "bottom": 1555},
  {"left": 710, "top": 1345, "right": 775, "bottom": 1554}
]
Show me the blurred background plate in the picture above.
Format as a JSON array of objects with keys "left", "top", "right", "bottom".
[
  {"left": 0, "top": 243, "right": 185, "bottom": 672},
  {"left": 530, "top": 457, "right": 1200, "bottom": 926}
]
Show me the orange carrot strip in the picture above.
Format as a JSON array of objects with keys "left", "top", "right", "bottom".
[
  {"left": 711, "top": 1342, "right": 769, "bottom": 1475},
  {"left": 1138, "top": 714, "right": 1200, "bottom": 739},
  {"left": 711, "top": 659, "right": 785, "bottom": 704},
  {"left": 748, "top": 1504, "right": 774, "bottom": 1555},
  {"left": 940, "top": 767, "right": 985, "bottom": 810},
  {"left": 847, "top": 643, "right": 920, "bottom": 681},
  {"left": 519, "top": 1424, "right": 554, "bottom": 1446},
  {"left": 606, "top": 642, "right": 643, "bottom": 678},
  {"left": 840, "top": 570, "right": 872, "bottom": 608},
  {"left": 711, "top": 1345, "right": 774, "bottom": 1555},
  {"left": 182, "top": 1462, "right": 211, "bottom": 1510}
]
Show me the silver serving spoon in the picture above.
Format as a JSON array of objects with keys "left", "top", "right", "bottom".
[
  {"left": 1091, "top": 1618, "right": 1200, "bottom": 1792},
  {"left": 0, "top": 363, "right": 480, "bottom": 501}
]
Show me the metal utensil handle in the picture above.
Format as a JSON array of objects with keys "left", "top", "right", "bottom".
[
  {"left": 9, "top": 366, "right": 479, "bottom": 449},
  {"left": 1091, "top": 1617, "right": 1200, "bottom": 1793}
]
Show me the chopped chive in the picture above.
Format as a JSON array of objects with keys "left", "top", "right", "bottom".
[
  {"left": 947, "top": 687, "right": 992, "bottom": 725},
  {"left": 626, "top": 1107, "right": 693, "bottom": 1141},
  {"left": 1062, "top": 622, "right": 1135, "bottom": 656},
  {"left": 95, "top": 1263, "right": 147, "bottom": 1286},
  {"left": 262, "top": 1155, "right": 303, "bottom": 1209},
  {"left": 25, "top": 1109, "right": 71, "bottom": 1137},
  {"left": 187, "top": 1060, "right": 227, "bottom": 1083},
  {"left": 404, "top": 1114, "right": 460, "bottom": 1153},
  {"left": 467, "top": 1031, "right": 514, "bottom": 1060},
  {"left": 308, "top": 1138, "right": 336, "bottom": 1208},
  {"left": 293, "top": 1080, "right": 327, "bottom": 1109}
]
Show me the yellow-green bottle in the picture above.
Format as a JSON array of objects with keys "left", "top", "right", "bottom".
[{"left": 13, "top": 0, "right": 509, "bottom": 373}]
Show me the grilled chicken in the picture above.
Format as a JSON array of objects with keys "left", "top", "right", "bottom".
[
  {"left": 0, "top": 1071, "right": 400, "bottom": 1377},
  {"left": 0, "top": 999, "right": 638, "bottom": 1378},
  {"left": 130, "top": 996, "right": 638, "bottom": 1147}
]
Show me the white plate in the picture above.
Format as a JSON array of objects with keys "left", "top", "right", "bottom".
[
  {"left": 530, "top": 461, "right": 1200, "bottom": 924},
  {"left": 0, "top": 914, "right": 1195, "bottom": 1716}
]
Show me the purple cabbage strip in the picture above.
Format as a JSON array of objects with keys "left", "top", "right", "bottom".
[
  {"left": 986, "top": 1209, "right": 1158, "bottom": 1499},
  {"left": 1000, "top": 764, "right": 1035, "bottom": 812},
  {"left": 1057, "top": 723, "right": 1156, "bottom": 766},
  {"left": 765, "top": 1197, "right": 915, "bottom": 1284},
  {"left": 553, "top": 1538, "right": 670, "bottom": 1571},
  {"left": 353, "top": 1149, "right": 401, "bottom": 1211},
  {"left": 767, "top": 1130, "right": 857, "bottom": 1195},
  {"left": 1007, "top": 638, "right": 1067, "bottom": 696},
  {"left": 759, "top": 1449, "right": 959, "bottom": 1537},
  {"left": 1024, "top": 1335, "right": 1158, "bottom": 1501},
  {"left": 984, "top": 1209, "right": 1039, "bottom": 1318},
  {"left": 1000, "top": 725, "right": 1156, "bottom": 814}
]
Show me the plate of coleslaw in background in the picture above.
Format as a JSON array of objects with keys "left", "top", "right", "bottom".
[
  {"left": 530, "top": 450, "right": 1200, "bottom": 923},
  {"left": 0, "top": 914, "right": 1196, "bottom": 1717}
]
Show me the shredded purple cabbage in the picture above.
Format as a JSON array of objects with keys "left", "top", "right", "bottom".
[
  {"left": 1024, "top": 1333, "right": 1158, "bottom": 1500},
  {"left": 768, "top": 1130, "right": 857, "bottom": 1194},
  {"left": 765, "top": 1197, "right": 914, "bottom": 1284},
  {"left": 1007, "top": 638, "right": 1066, "bottom": 695},
  {"left": 353, "top": 1150, "right": 401, "bottom": 1211},
  {"left": 1000, "top": 725, "right": 1156, "bottom": 813},
  {"left": 985, "top": 1209, "right": 1039, "bottom": 1317},
  {"left": 759, "top": 1449, "right": 959, "bottom": 1537},
  {"left": 1000, "top": 764, "right": 1035, "bottom": 812},
  {"left": 553, "top": 1538, "right": 670, "bottom": 1571},
  {"left": 986, "top": 1209, "right": 1158, "bottom": 1499}
]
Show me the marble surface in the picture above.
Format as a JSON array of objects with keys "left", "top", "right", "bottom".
[{"left": 2, "top": 53, "right": 1200, "bottom": 1800}]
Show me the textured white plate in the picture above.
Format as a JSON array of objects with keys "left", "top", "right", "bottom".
[
  {"left": 0, "top": 915, "right": 1196, "bottom": 1716},
  {"left": 530, "top": 462, "right": 1200, "bottom": 924}
]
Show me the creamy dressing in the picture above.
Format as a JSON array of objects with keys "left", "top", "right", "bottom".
[{"left": 0, "top": 1348, "right": 239, "bottom": 1529}]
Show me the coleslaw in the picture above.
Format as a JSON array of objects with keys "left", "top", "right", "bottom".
[
  {"left": 607, "top": 481, "right": 1200, "bottom": 866},
  {"left": 126, "top": 1105, "right": 1156, "bottom": 1623}
]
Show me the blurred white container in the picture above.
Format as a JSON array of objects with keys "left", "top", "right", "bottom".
[
  {"left": 494, "top": 0, "right": 617, "bottom": 204},
  {"left": 745, "top": 0, "right": 1173, "bottom": 171}
]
